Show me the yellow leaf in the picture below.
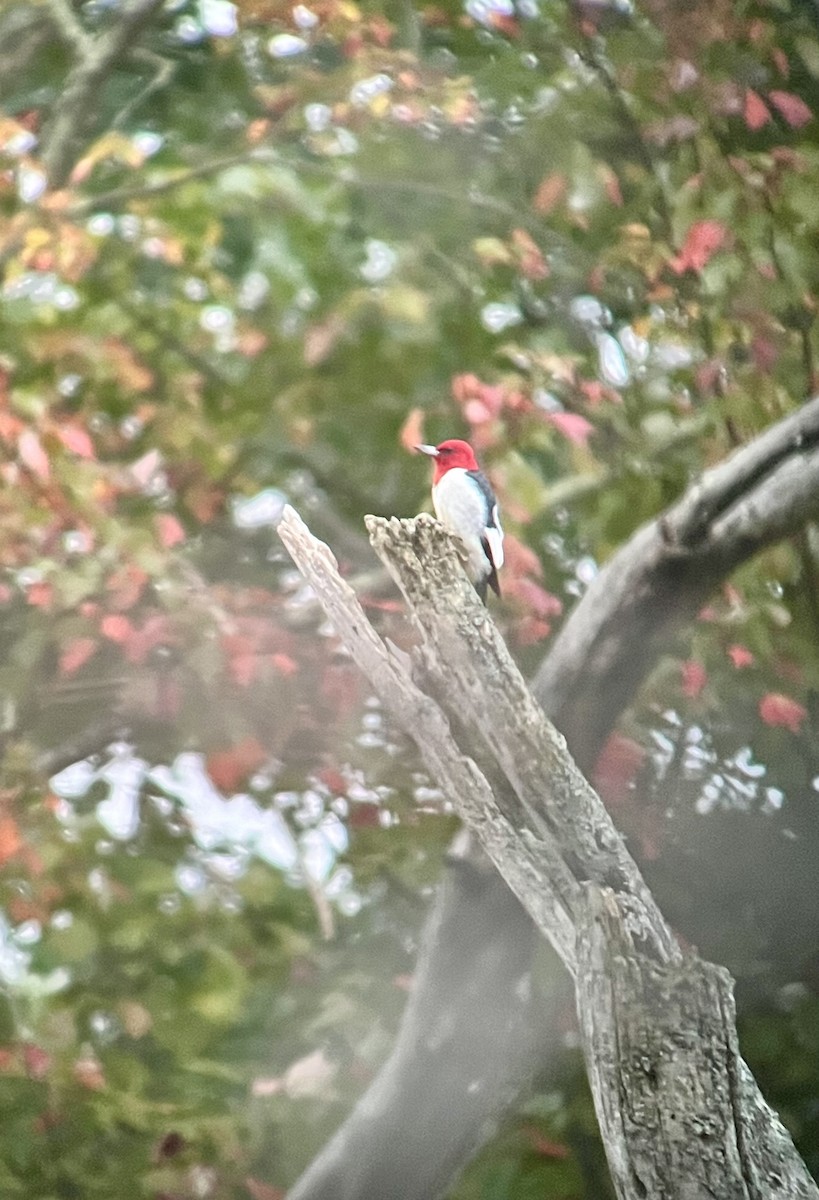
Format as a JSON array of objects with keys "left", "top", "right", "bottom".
[{"left": 70, "top": 132, "right": 146, "bottom": 184}]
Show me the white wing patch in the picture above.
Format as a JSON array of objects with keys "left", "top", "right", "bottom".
[{"left": 485, "top": 503, "right": 504, "bottom": 569}]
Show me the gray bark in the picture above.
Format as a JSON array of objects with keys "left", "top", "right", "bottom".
[
  {"left": 576, "top": 886, "right": 815, "bottom": 1200},
  {"left": 278, "top": 507, "right": 818, "bottom": 1200}
]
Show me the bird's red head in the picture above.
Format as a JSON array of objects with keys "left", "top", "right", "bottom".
[{"left": 416, "top": 438, "right": 479, "bottom": 484}]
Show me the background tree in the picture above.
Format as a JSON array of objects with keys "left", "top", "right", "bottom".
[{"left": 0, "top": 0, "right": 818, "bottom": 1197}]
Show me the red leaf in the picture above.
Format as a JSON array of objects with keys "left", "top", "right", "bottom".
[
  {"left": 512, "top": 615, "right": 553, "bottom": 645},
  {"left": 316, "top": 766, "right": 347, "bottom": 794},
  {"left": 229, "top": 652, "right": 258, "bottom": 688},
  {"left": 744, "top": 89, "right": 771, "bottom": 131},
  {"left": 106, "top": 564, "right": 148, "bottom": 611},
  {"left": 509, "top": 576, "right": 563, "bottom": 620},
  {"left": 348, "top": 803, "right": 381, "bottom": 828},
  {"left": 768, "top": 90, "right": 812, "bottom": 129},
  {"left": 546, "top": 411, "right": 594, "bottom": 446},
  {"left": 154, "top": 513, "right": 185, "bottom": 548},
  {"left": 18, "top": 430, "right": 50, "bottom": 481},
  {"left": 23, "top": 1045, "right": 51, "bottom": 1080},
  {"left": 502, "top": 534, "right": 543, "bottom": 579},
  {"left": 59, "top": 637, "right": 97, "bottom": 677},
  {"left": 669, "top": 220, "right": 728, "bottom": 274},
  {"left": 399, "top": 407, "right": 425, "bottom": 453},
  {"left": 727, "top": 644, "right": 754, "bottom": 669},
  {"left": 26, "top": 581, "right": 53, "bottom": 609},
  {"left": 522, "top": 1125, "right": 571, "bottom": 1160},
  {"left": 121, "top": 613, "right": 172, "bottom": 665},
  {"left": 100, "top": 613, "right": 133, "bottom": 643},
  {"left": 759, "top": 692, "right": 806, "bottom": 734},
  {"left": 593, "top": 734, "right": 646, "bottom": 808},
  {"left": 57, "top": 425, "right": 94, "bottom": 459},
  {"left": 271, "top": 652, "right": 299, "bottom": 677},
  {"left": 681, "top": 659, "right": 707, "bottom": 698},
  {"left": 207, "top": 737, "right": 268, "bottom": 793}
]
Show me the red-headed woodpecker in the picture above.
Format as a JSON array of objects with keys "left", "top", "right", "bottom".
[{"left": 416, "top": 438, "right": 504, "bottom": 602}]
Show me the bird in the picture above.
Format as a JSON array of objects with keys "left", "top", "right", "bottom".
[{"left": 416, "top": 438, "right": 504, "bottom": 602}]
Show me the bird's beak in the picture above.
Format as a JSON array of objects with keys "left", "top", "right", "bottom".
[{"left": 415, "top": 444, "right": 439, "bottom": 457}]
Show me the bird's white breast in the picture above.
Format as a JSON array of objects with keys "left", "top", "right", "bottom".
[{"left": 432, "top": 468, "right": 501, "bottom": 581}]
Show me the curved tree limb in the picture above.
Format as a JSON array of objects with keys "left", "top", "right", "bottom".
[
  {"left": 279, "top": 507, "right": 818, "bottom": 1200},
  {"left": 286, "top": 829, "right": 543, "bottom": 1200},
  {"left": 534, "top": 395, "right": 819, "bottom": 771}
]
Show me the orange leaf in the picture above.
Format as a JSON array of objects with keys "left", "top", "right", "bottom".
[
  {"left": 0, "top": 411, "right": 24, "bottom": 441},
  {"left": 73, "top": 1054, "right": 105, "bottom": 1090},
  {"left": 103, "top": 338, "right": 154, "bottom": 391},
  {"left": 669, "top": 219, "right": 728, "bottom": 274},
  {"left": 0, "top": 817, "right": 22, "bottom": 866},
  {"left": 59, "top": 637, "right": 97, "bottom": 677},
  {"left": 205, "top": 739, "right": 266, "bottom": 796},
  {"left": 533, "top": 172, "right": 567, "bottom": 215},
  {"left": 207, "top": 737, "right": 268, "bottom": 793},
  {"left": 399, "top": 407, "right": 425, "bottom": 453},
  {"left": 511, "top": 228, "right": 549, "bottom": 280},
  {"left": 744, "top": 88, "right": 771, "bottom": 131}
]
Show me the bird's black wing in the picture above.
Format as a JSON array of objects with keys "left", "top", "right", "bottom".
[{"left": 467, "top": 469, "right": 502, "bottom": 598}]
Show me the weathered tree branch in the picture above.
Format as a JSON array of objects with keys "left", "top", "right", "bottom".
[
  {"left": 42, "top": 0, "right": 167, "bottom": 188},
  {"left": 279, "top": 506, "right": 818, "bottom": 1200},
  {"left": 534, "top": 395, "right": 819, "bottom": 771},
  {"left": 278, "top": 395, "right": 819, "bottom": 1200}
]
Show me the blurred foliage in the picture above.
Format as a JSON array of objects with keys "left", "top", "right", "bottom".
[{"left": 1, "top": 0, "right": 819, "bottom": 1194}]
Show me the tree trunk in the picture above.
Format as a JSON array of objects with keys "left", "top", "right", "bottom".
[
  {"left": 278, "top": 506, "right": 818, "bottom": 1200},
  {"left": 576, "top": 885, "right": 816, "bottom": 1200}
]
